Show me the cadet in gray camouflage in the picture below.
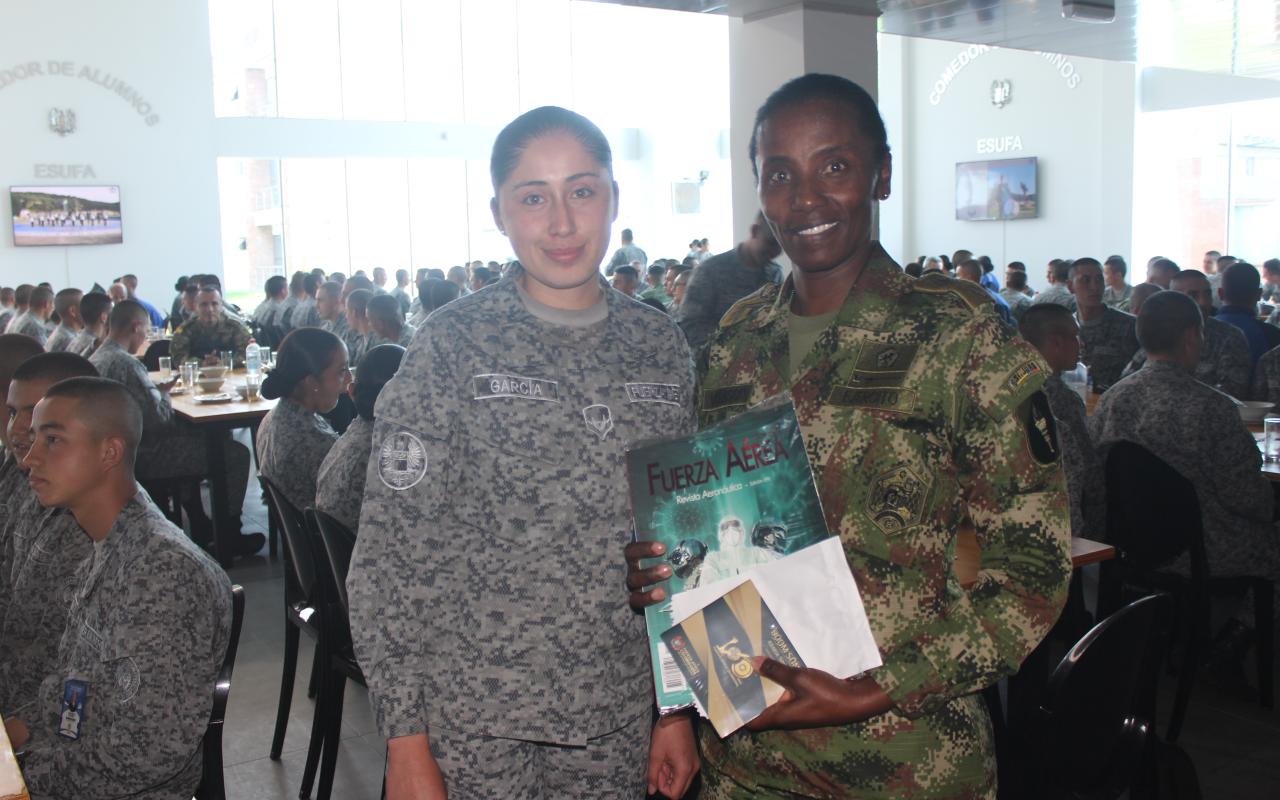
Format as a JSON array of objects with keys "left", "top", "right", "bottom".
[
  {"left": 257, "top": 392, "right": 340, "bottom": 513},
  {"left": 1123, "top": 313, "right": 1251, "bottom": 399},
  {"left": 347, "top": 271, "right": 697, "bottom": 794},
  {"left": 1077, "top": 305, "right": 1139, "bottom": 392},
  {"left": 90, "top": 322, "right": 251, "bottom": 518},
  {"left": 1093, "top": 362, "right": 1280, "bottom": 585},
  {"left": 676, "top": 213, "right": 782, "bottom": 354},
  {"left": 315, "top": 343, "right": 405, "bottom": 533},
  {"left": 17, "top": 491, "right": 232, "bottom": 800},
  {"left": 0, "top": 498, "right": 90, "bottom": 717}
]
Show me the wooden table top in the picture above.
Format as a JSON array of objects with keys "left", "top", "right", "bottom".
[
  {"left": 955, "top": 530, "right": 1115, "bottom": 589},
  {"left": 0, "top": 714, "right": 29, "bottom": 800},
  {"left": 150, "top": 370, "right": 277, "bottom": 424}
]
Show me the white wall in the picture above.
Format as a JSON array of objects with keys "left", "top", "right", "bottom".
[
  {"left": 878, "top": 35, "right": 1136, "bottom": 289},
  {"left": 0, "top": 0, "right": 219, "bottom": 302}
]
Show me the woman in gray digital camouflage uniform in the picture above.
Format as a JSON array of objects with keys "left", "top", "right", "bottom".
[{"left": 348, "top": 106, "right": 700, "bottom": 800}]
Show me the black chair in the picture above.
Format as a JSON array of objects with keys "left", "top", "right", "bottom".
[
  {"left": 261, "top": 479, "right": 328, "bottom": 799},
  {"left": 308, "top": 508, "right": 369, "bottom": 800},
  {"left": 1102, "top": 441, "right": 1275, "bottom": 742},
  {"left": 141, "top": 338, "right": 171, "bottom": 371},
  {"left": 196, "top": 583, "right": 246, "bottom": 800},
  {"left": 1030, "top": 593, "right": 1173, "bottom": 800}
]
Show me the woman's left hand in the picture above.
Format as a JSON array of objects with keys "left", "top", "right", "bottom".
[{"left": 744, "top": 658, "right": 894, "bottom": 732}]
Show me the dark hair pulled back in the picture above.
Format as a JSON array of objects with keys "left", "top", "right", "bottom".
[
  {"left": 490, "top": 106, "right": 613, "bottom": 190},
  {"left": 748, "top": 73, "right": 889, "bottom": 178},
  {"left": 262, "top": 328, "right": 344, "bottom": 401}
]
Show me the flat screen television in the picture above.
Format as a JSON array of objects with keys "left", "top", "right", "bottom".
[
  {"left": 10, "top": 185, "right": 123, "bottom": 246},
  {"left": 955, "top": 157, "right": 1037, "bottom": 221}
]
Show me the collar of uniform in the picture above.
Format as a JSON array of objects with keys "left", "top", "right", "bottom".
[
  {"left": 99, "top": 337, "right": 127, "bottom": 354},
  {"left": 754, "top": 241, "right": 904, "bottom": 333},
  {"left": 78, "top": 492, "right": 151, "bottom": 598}
]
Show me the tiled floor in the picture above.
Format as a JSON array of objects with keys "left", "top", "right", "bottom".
[{"left": 217, "top": 435, "right": 1280, "bottom": 799}]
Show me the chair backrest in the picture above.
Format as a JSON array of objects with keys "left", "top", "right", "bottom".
[
  {"left": 141, "top": 338, "right": 171, "bottom": 371},
  {"left": 262, "top": 478, "right": 318, "bottom": 599},
  {"left": 1033, "top": 592, "right": 1174, "bottom": 799},
  {"left": 309, "top": 508, "right": 357, "bottom": 617},
  {"left": 1104, "top": 441, "right": 1207, "bottom": 574},
  {"left": 197, "top": 583, "right": 245, "bottom": 800}
]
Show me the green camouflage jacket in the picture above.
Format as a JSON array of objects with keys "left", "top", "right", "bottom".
[
  {"left": 171, "top": 315, "right": 251, "bottom": 366},
  {"left": 695, "top": 244, "right": 1071, "bottom": 799}
]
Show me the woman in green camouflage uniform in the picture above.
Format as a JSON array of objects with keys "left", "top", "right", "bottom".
[{"left": 628, "top": 74, "right": 1071, "bottom": 799}]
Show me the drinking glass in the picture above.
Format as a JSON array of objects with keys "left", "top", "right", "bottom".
[
  {"left": 260, "top": 348, "right": 273, "bottom": 369},
  {"left": 1266, "top": 417, "right": 1280, "bottom": 462},
  {"left": 180, "top": 362, "right": 198, "bottom": 389},
  {"left": 158, "top": 356, "right": 172, "bottom": 378},
  {"left": 243, "top": 372, "right": 261, "bottom": 402},
  {"left": 220, "top": 350, "right": 235, "bottom": 369}
]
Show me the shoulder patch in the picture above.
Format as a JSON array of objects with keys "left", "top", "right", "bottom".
[
  {"left": 718, "top": 284, "right": 778, "bottom": 329},
  {"left": 911, "top": 272, "right": 992, "bottom": 314}
]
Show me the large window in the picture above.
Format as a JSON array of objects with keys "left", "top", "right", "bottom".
[
  {"left": 1133, "top": 99, "right": 1280, "bottom": 268},
  {"left": 211, "top": 0, "right": 732, "bottom": 292}
]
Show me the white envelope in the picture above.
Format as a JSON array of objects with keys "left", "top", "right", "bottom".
[{"left": 669, "top": 537, "right": 883, "bottom": 680}]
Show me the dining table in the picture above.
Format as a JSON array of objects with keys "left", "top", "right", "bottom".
[
  {"left": 150, "top": 368, "right": 277, "bottom": 567},
  {"left": 0, "top": 713, "right": 28, "bottom": 800}
]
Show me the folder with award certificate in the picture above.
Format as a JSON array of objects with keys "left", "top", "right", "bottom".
[{"left": 627, "top": 396, "right": 882, "bottom": 717}]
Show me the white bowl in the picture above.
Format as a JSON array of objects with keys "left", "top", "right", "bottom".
[
  {"left": 195, "top": 377, "right": 225, "bottom": 395},
  {"left": 1238, "top": 401, "right": 1274, "bottom": 423}
]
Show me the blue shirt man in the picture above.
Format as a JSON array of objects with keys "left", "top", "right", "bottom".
[{"left": 1214, "top": 262, "right": 1280, "bottom": 372}]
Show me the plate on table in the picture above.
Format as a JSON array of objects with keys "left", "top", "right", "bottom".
[{"left": 194, "top": 393, "right": 236, "bottom": 404}]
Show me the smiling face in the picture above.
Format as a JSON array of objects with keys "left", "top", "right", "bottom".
[
  {"left": 490, "top": 130, "right": 617, "bottom": 305},
  {"left": 753, "top": 98, "right": 890, "bottom": 277}
]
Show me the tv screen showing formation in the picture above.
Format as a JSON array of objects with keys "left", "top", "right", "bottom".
[
  {"left": 955, "top": 157, "right": 1038, "bottom": 221},
  {"left": 10, "top": 185, "right": 123, "bottom": 246}
]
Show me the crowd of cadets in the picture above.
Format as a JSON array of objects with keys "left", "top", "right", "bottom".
[{"left": 0, "top": 226, "right": 1277, "bottom": 795}]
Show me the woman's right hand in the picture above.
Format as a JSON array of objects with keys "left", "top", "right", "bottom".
[
  {"left": 625, "top": 540, "right": 673, "bottom": 611},
  {"left": 386, "top": 733, "right": 447, "bottom": 800}
]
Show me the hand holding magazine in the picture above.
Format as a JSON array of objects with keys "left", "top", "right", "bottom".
[{"left": 626, "top": 396, "right": 882, "bottom": 727}]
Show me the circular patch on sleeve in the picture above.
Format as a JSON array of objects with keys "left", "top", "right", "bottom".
[
  {"left": 378, "top": 430, "right": 429, "bottom": 490},
  {"left": 115, "top": 657, "right": 141, "bottom": 703}
]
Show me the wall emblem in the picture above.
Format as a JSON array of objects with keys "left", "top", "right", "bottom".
[{"left": 990, "top": 79, "right": 1012, "bottom": 109}]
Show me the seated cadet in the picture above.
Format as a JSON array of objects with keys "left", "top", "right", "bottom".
[
  {"left": 67, "top": 292, "right": 113, "bottom": 358},
  {"left": 315, "top": 344, "right": 405, "bottom": 533},
  {"left": 640, "top": 263, "right": 671, "bottom": 306},
  {"left": 610, "top": 264, "right": 642, "bottom": 299},
  {"left": 44, "top": 290, "right": 84, "bottom": 353},
  {"left": 1214, "top": 262, "right": 1280, "bottom": 371},
  {"left": 257, "top": 328, "right": 345, "bottom": 512},
  {"left": 1019, "top": 306, "right": 1105, "bottom": 538},
  {"left": 2, "top": 285, "right": 33, "bottom": 335},
  {"left": 317, "top": 280, "right": 356, "bottom": 349},
  {"left": 408, "top": 278, "right": 461, "bottom": 328},
  {"left": 8, "top": 286, "right": 53, "bottom": 346},
  {"left": 344, "top": 288, "right": 373, "bottom": 367},
  {"left": 1069, "top": 257, "right": 1139, "bottom": 393},
  {"left": 3, "top": 376, "right": 232, "bottom": 800},
  {"left": 999, "top": 269, "right": 1034, "bottom": 322},
  {"left": 170, "top": 286, "right": 252, "bottom": 367},
  {"left": 0, "top": 353, "right": 99, "bottom": 718},
  {"left": 291, "top": 273, "right": 322, "bottom": 329},
  {"left": 251, "top": 274, "right": 288, "bottom": 332},
  {"left": 91, "top": 301, "right": 262, "bottom": 558},
  {"left": 1122, "top": 275, "right": 1252, "bottom": 399},
  {"left": 365, "top": 294, "right": 416, "bottom": 350},
  {"left": 1102, "top": 255, "right": 1132, "bottom": 310},
  {"left": 1146, "top": 257, "right": 1181, "bottom": 289},
  {"left": 1128, "top": 281, "right": 1161, "bottom": 317},
  {"left": 1091, "top": 291, "right": 1280, "bottom": 685},
  {"left": 0, "top": 335, "right": 50, "bottom": 619},
  {"left": 0, "top": 288, "right": 16, "bottom": 333},
  {"left": 1253, "top": 344, "right": 1280, "bottom": 405},
  {"left": 1032, "top": 259, "right": 1077, "bottom": 311}
]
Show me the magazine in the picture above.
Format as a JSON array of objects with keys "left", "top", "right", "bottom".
[{"left": 627, "top": 396, "right": 879, "bottom": 713}]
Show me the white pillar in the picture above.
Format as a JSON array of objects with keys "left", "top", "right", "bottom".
[{"left": 727, "top": 5, "right": 879, "bottom": 244}]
